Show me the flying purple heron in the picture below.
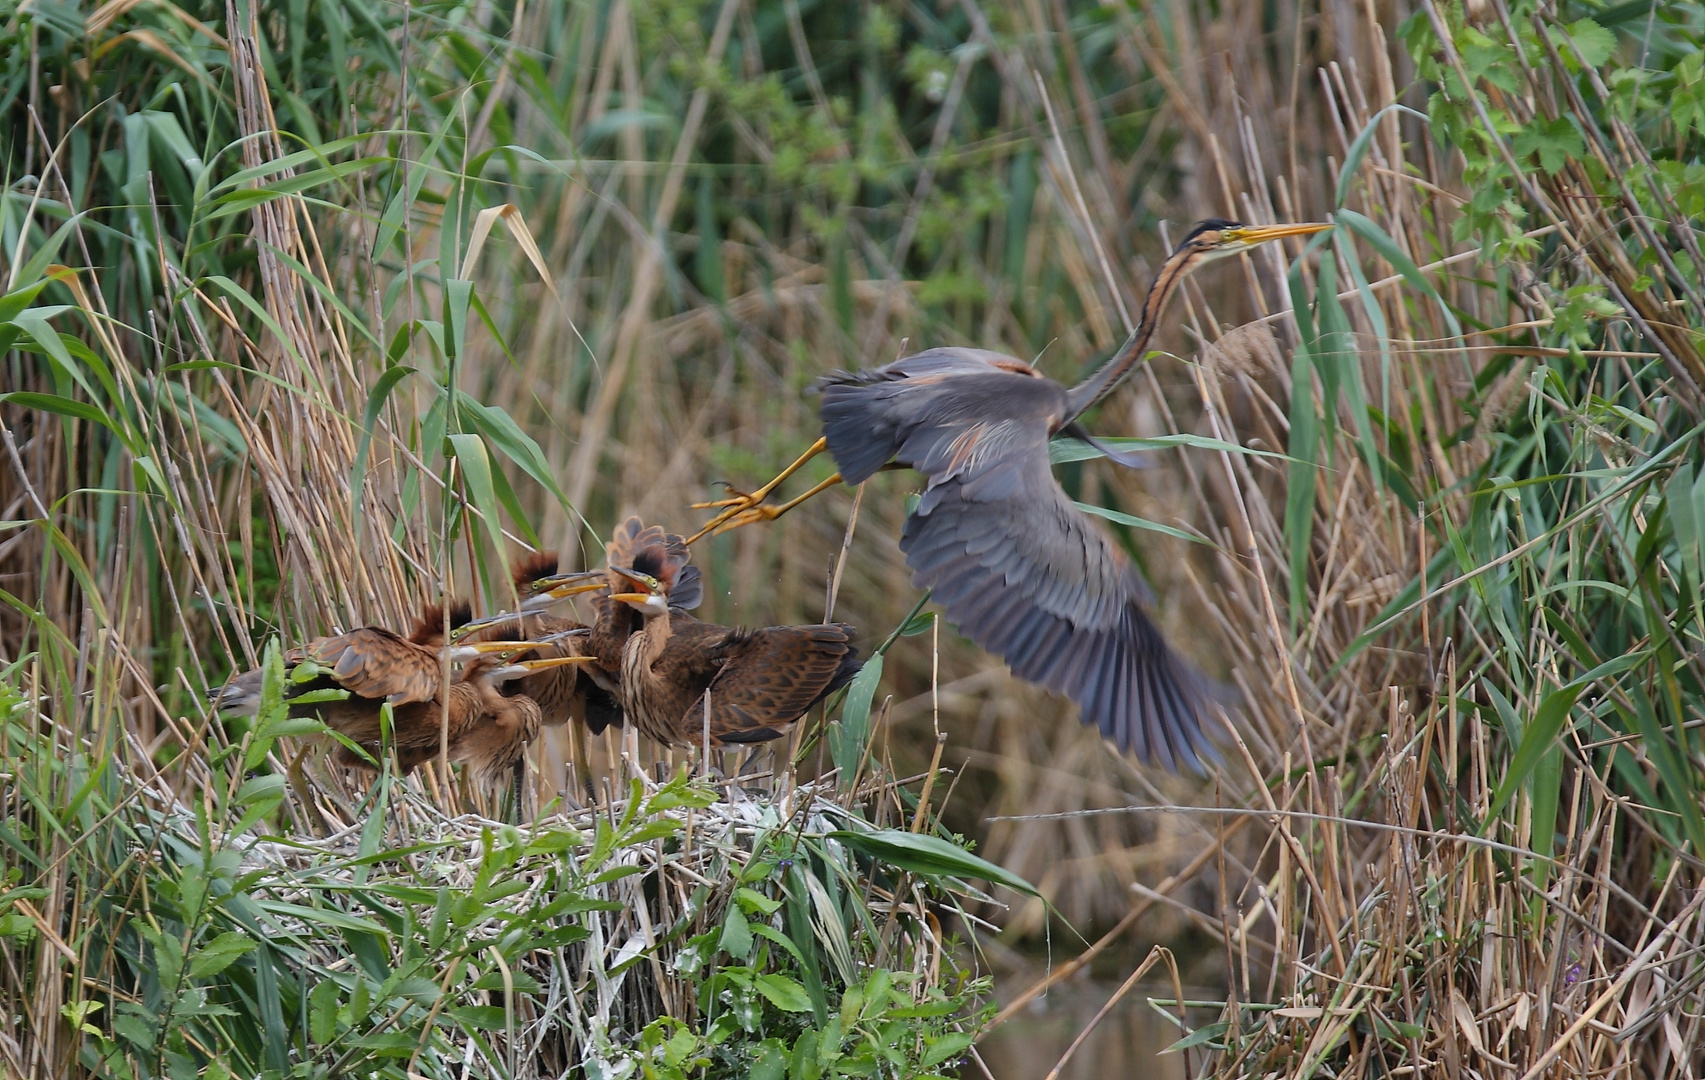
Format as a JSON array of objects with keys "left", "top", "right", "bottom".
[{"left": 689, "top": 219, "right": 1333, "bottom": 771}]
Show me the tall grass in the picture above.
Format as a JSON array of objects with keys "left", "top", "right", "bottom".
[{"left": 3, "top": 0, "right": 1705, "bottom": 1076}]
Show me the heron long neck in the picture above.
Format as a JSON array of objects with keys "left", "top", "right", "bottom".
[
  {"left": 637, "top": 608, "right": 673, "bottom": 668},
  {"left": 1064, "top": 248, "right": 1196, "bottom": 419},
  {"left": 619, "top": 611, "right": 675, "bottom": 736}
]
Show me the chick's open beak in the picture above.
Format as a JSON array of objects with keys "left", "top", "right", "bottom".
[{"left": 515, "top": 656, "right": 597, "bottom": 671}]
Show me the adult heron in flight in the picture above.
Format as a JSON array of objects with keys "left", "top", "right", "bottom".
[{"left": 690, "top": 218, "right": 1333, "bottom": 770}]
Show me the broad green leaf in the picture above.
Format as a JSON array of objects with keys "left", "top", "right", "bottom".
[
  {"left": 188, "top": 931, "right": 257, "bottom": 978},
  {"left": 826, "top": 829, "right": 1038, "bottom": 897},
  {"left": 753, "top": 973, "right": 813, "bottom": 1013},
  {"left": 1336, "top": 209, "right": 1462, "bottom": 340},
  {"left": 444, "top": 278, "right": 474, "bottom": 361},
  {"left": 1560, "top": 18, "right": 1616, "bottom": 68},
  {"left": 735, "top": 887, "right": 784, "bottom": 916},
  {"left": 1335, "top": 103, "right": 1429, "bottom": 207},
  {"left": 719, "top": 904, "right": 752, "bottom": 960},
  {"left": 1485, "top": 682, "right": 1582, "bottom": 828},
  {"left": 750, "top": 1043, "right": 788, "bottom": 1080},
  {"left": 897, "top": 610, "right": 936, "bottom": 637},
  {"left": 920, "top": 1032, "right": 975, "bottom": 1069},
  {"left": 458, "top": 392, "right": 573, "bottom": 509},
  {"left": 749, "top": 923, "right": 805, "bottom": 965},
  {"left": 9, "top": 311, "right": 99, "bottom": 403},
  {"left": 1163, "top": 1021, "right": 1229, "bottom": 1053},
  {"left": 1511, "top": 116, "right": 1585, "bottom": 175},
  {"left": 446, "top": 433, "right": 511, "bottom": 595},
  {"left": 207, "top": 132, "right": 373, "bottom": 192},
  {"left": 308, "top": 980, "right": 341, "bottom": 1044},
  {"left": 1073, "top": 501, "right": 1209, "bottom": 546},
  {"left": 0, "top": 391, "right": 119, "bottom": 436},
  {"left": 830, "top": 654, "right": 883, "bottom": 779},
  {"left": 236, "top": 774, "right": 287, "bottom": 807},
  {"left": 255, "top": 901, "right": 388, "bottom": 937}
]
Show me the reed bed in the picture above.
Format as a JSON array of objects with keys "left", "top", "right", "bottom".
[
  {"left": 0, "top": 647, "right": 1001, "bottom": 1078},
  {"left": 3, "top": 0, "right": 1704, "bottom": 1076}
]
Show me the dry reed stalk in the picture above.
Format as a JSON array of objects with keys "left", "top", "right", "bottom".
[{"left": 7, "top": 0, "right": 1704, "bottom": 1074}]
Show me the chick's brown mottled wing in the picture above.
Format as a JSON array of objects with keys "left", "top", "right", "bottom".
[
  {"left": 505, "top": 614, "right": 592, "bottom": 728},
  {"left": 450, "top": 686, "right": 541, "bottom": 789},
  {"left": 303, "top": 627, "right": 443, "bottom": 706},
  {"left": 329, "top": 680, "right": 480, "bottom": 772},
  {"left": 688, "top": 623, "right": 861, "bottom": 744}
]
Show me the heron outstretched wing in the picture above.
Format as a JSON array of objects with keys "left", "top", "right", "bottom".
[{"left": 820, "top": 348, "right": 1212, "bottom": 769}]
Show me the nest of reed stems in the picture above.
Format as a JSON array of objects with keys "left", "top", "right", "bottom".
[{"left": 2, "top": 665, "right": 996, "bottom": 1078}]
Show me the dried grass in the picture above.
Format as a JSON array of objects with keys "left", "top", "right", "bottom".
[{"left": 4, "top": 0, "right": 1704, "bottom": 1075}]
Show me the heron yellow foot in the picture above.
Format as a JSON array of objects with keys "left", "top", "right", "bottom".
[
  {"left": 690, "top": 487, "right": 761, "bottom": 511},
  {"left": 688, "top": 470, "right": 846, "bottom": 541},
  {"left": 686, "top": 437, "right": 831, "bottom": 543}
]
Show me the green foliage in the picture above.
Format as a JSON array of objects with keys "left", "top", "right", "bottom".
[
  {"left": 1290, "top": 0, "right": 1705, "bottom": 917},
  {"left": 0, "top": 651, "right": 993, "bottom": 1078},
  {"left": 635, "top": 964, "right": 978, "bottom": 1080},
  {"left": 7, "top": 0, "right": 1703, "bottom": 1074}
]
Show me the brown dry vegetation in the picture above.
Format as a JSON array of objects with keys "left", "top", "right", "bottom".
[{"left": 4, "top": 0, "right": 1705, "bottom": 1077}]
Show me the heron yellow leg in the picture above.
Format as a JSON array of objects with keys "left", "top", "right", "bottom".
[
  {"left": 687, "top": 436, "right": 829, "bottom": 543},
  {"left": 707, "top": 471, "right": 845, "bottom": 534}
]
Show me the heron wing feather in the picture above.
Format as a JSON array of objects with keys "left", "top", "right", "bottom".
[
  {"left": 816, "top": 346, "right": 1213, "bottom": 768},
  {"left": 688, "top": 624, "right": 859, "bottom": 743},
  {"left": 306, "top": 627, "right": 442, "bottom": 706}
]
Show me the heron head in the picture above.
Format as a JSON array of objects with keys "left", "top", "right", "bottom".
[
  {"left": 1175, "top": 218, "right": 1334, "bottom": 266},
  {"left": 606, "top": 566, "right": 670, "bottom": 616},
  {"left": 514, "top": 569, "right": 606, "bottom": 611}
]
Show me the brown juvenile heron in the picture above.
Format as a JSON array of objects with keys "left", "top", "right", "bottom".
[
  {"left": 601, "top": 519, "right": 862, "bottom": 749},
  {"left": 585, "top": 517, "right": 703, "bottom": 675},
  {"left": 689, "top": 219, "right": 1333, "bottom": 770},
  {"left": 461, "top": 519, "right": 710, "bottom": 733},
  {"left": 454, "top": 552, "right": 626, "bottom": 735},
  {"left": 213, "top": 603, "right": 590, "bottom": 819},
  {"left": 211, "top": 600, "right": 475, "bottom": 763}
]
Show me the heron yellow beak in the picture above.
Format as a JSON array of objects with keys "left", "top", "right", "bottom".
[
  {"left": 1225, "top": 222, "right": 1334, "bottom": 244},
  {"left": 608, "top": 592, "right": 656, "bottom": 605},
  {"left": 524, "top": 571, "right": 609, "bottom": 600},
  {"left": 515, "top": 656, "right": 598, "bottom": 672},
  {"left": 449, "top": 640, "right": 541, "bottom": 660},
  {"left": 448, "top": 613, "right": 522, "bottom": 641}
]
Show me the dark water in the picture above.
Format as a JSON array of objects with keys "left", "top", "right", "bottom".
[{"left": 976, "top": 968, "right": 1192, "bottom": 1080}]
